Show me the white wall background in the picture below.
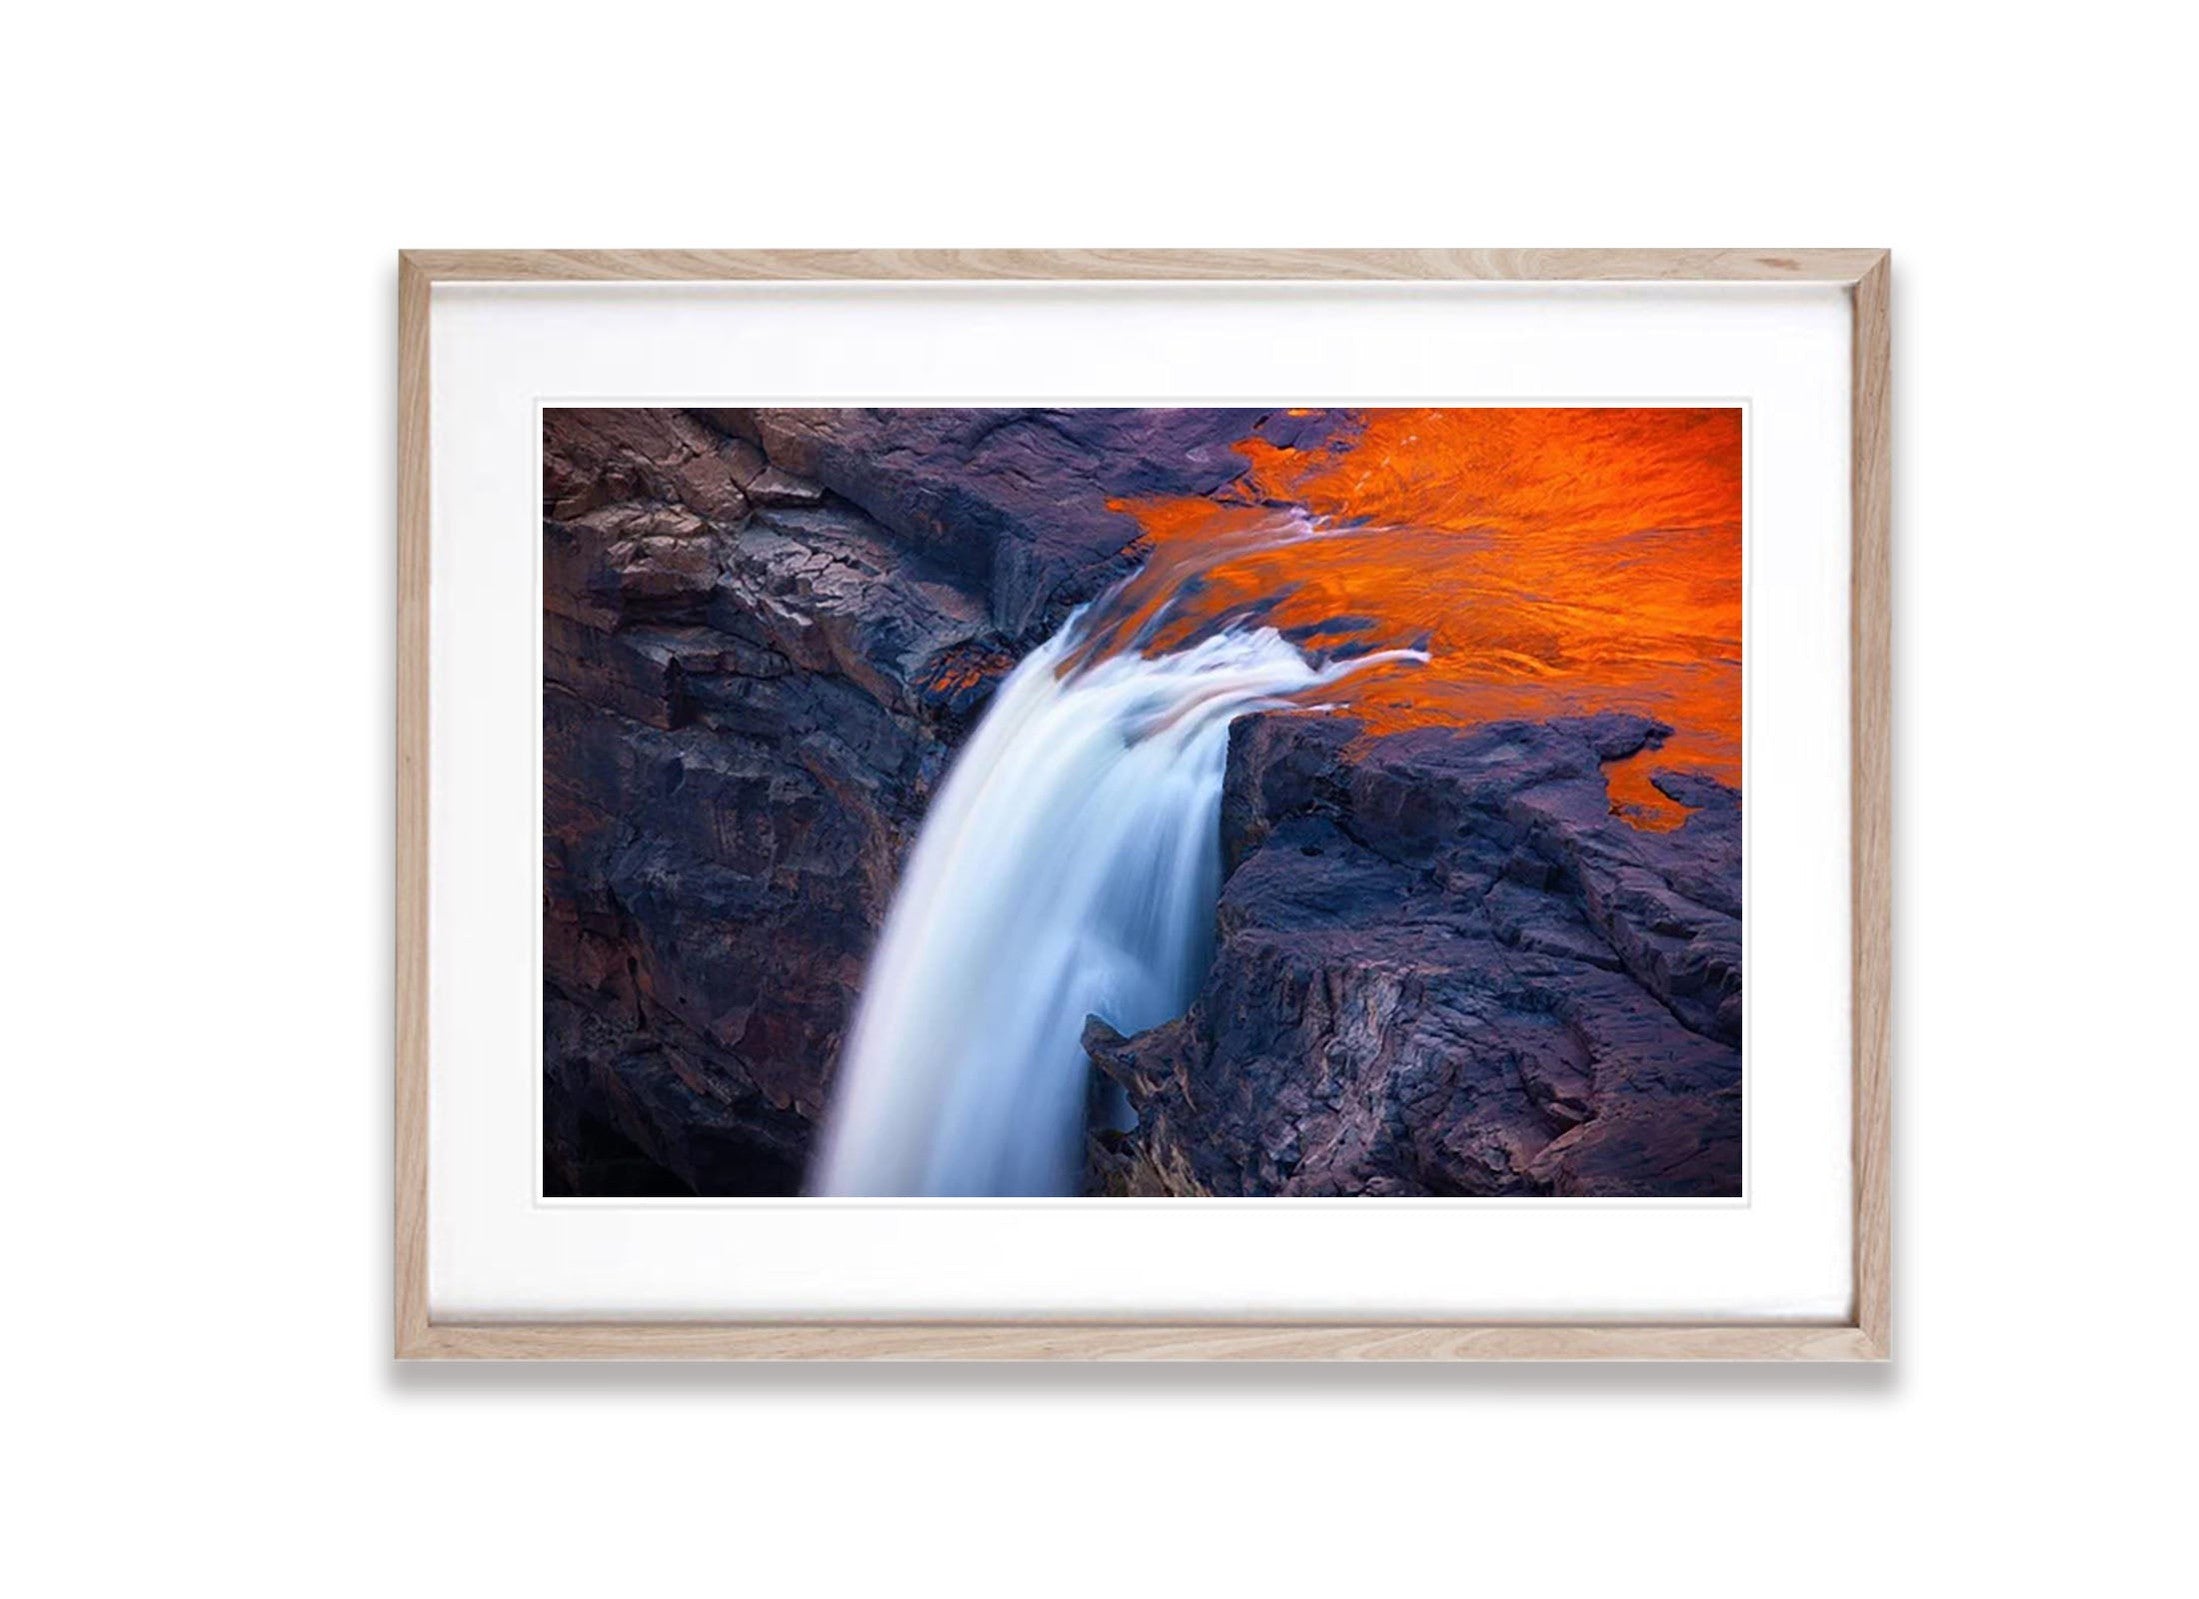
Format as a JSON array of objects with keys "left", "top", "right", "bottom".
[{"left": 6, "top": 3, "right": 2189, "bottom": 1593}]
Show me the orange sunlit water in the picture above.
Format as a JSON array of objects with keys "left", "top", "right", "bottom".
[{"left": 1111, "top": 408, "right": 1742, "bottom": 829}]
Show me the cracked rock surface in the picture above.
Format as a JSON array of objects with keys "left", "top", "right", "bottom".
[{"left": 1084, "top": 712, "right": 1742, "bottom": 1197}]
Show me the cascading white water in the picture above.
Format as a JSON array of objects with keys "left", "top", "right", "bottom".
[{"left": 812, "top": 539, "right": 1421, "bottom": 1197}]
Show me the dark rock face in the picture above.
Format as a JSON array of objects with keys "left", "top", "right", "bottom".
[
  {"left": 543, "top": 407, "right": 1297, "bottom": 1195},
  {"left": 695, "top": 408, "right": 1300, "bottom": 634},
  {"left": 1085, "top": 713, "right": 1743, "bottom": 1197}
]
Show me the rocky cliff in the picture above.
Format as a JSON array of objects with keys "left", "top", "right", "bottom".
[
  {"left": 543, "top": 406, "right": 1741, "bottom": 1197},
  {"left": 1084, "top": 712, "right": 1742, "bottom": 1196},
  {"left": 543, "top": 406, "right": 1296, "bottom": 1193}
]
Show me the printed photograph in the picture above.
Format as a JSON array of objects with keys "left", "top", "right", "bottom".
[{"left": 544, "top": 407, "right": 1742, "bottom": 1198}]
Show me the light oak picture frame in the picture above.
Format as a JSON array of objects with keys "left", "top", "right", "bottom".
[{"left": 397, "top": 248, "right": 1890, "bottom": 1360}]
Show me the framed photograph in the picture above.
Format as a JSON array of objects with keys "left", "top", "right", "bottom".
[{"left": 397, "top": 249, "right": 1889, "bottom": 1359}]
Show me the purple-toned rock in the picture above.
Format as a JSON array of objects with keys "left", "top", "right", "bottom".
[
  {"left": 544, "top": 406, "right": 1340, "bottom": 1194},
  {"left": 696, "top": 407, "right": 1312, "bottom": 634},
  {"left": 1085, "top": 712, "right": 1742, "bottom": 1197}
]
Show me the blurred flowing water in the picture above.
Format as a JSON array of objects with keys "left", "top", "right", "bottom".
[{"left": 812, "top": 526, "right": 1420, "bottom": 1196}]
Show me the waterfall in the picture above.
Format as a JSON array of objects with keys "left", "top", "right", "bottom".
[{"left": 812, "top": 535, "right": 1421, "bottom": 1197}]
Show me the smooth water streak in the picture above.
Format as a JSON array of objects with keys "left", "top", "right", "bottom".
[{"left": 813, "top": 535, "right": 1423, "bottom": 1197}]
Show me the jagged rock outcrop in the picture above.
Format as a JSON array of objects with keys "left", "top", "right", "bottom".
[
  {"left": 695, "top": 407, "right": 1288, "bottom": 634},
  {"left": 542, "top": 406, "right": 1311, "bottom": 1194},
  {"left": 1084, "top": 712, "right": 1743, "bottom": 1197}
]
